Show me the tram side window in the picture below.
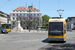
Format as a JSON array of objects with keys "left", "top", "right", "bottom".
[
  {"left": 64, "top": 24, "right": 66, "bottom": 34},
  {"left": 1, "top": 25, "right": 5, "bottom": 29}
]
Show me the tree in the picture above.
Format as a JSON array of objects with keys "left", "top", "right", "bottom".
[{"left": 42, "top": 15, "right": 50, "bottom": 26}]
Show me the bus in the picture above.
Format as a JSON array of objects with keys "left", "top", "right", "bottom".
[
  {"left": 1, "top": 23, "right": 11, "bottom": 32},
  {"left": 48, "top": 18, "right": 67, "bottom": 42}
]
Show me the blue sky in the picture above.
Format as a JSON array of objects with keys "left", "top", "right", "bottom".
[{"left": 0, "top": 0, "right": 75, "bottom": 19}]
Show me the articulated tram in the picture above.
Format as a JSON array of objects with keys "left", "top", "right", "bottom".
[
  {"left": 1, "top": 23, "right": 11, "bottom": 32},
  {"left": 48, "top": 18, "right": 67, "bottom": 41}
]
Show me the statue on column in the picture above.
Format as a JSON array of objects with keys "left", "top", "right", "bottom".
[{"left": 16, "top": 16, "right": 23, "bottom": 31}]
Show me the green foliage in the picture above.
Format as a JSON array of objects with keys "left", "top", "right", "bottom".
[{"left": 42, "top": 15, "right": 50, "bottom": 26}]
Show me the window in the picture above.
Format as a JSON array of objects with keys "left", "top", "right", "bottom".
[
  {"left": 13, "top": 11, "right": 15, "bottom": 12},
  {"left": 34, "top": 14, "right": 36, "bottom": 16},
  {"left": 23, "top": 14, "right": 25, "bottom": 16},
  {"left": 64, "top": 24, "right": 66, "bottom": 34},
  {"left": 13, "top": 17, "right": 15, "bottom": 20},
  {"left": 20, "top": 11, "right": 22, "bottom": 12},
  {"left": 30, "top": 14, "right": 32, "bottom": 16},
  {"left": 13, "top": 22, "right": 15, "bottom": 25},
  {"left": 27, "top": 14, "right": 29, "bottom": 16},
  {"left": 49, "top": 22, "right": 63, "bottom": 36},
  {"left": 16, "top": 14, "right": 18, "bottom": 16},
  {"left": 13, "top": 14, "right": 15, "bottom": 16},
  {"left": 16, "top": 11, "right": 18, "bottom": 12},
  {"left": 37, "top": 14, "right": 39, "bottom": 16},
  {"left": 20, "top": 14, "right": 22, "bottom": 16}
]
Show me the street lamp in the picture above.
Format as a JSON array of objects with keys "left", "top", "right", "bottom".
[{"left": 57, "top": 9, "right": 64, "bottom": 18}]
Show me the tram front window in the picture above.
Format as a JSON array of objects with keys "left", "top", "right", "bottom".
[
  {"left": 49, "top": 22, "right": 63, "bottom": 36},
  {"left": 2, "top": 24, "right": 11, "bottom": 29},
  {"left": 6, "top": 24, "right": 11, "bottom": 29}
]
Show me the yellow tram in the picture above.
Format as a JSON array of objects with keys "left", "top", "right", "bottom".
[
  {"left": 1, "top": 23, "right": 11, "bottom": 32},
  {"left": 48, "top": 18, "right": 67, "bottom": 41}
]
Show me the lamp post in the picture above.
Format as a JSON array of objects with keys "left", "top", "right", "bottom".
[{"left": 57, "top": 9, "right": 64, "bottom": 18}]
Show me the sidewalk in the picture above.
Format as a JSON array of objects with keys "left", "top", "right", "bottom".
[{"left": 11, "top": 29, "right": 48, "bottom": 33}]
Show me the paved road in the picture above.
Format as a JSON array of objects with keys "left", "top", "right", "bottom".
[
  {"left": 0, "top": 32, "right": 48, "bottom": 50},
  {"left": 39, "top": 31, "right": 75, "bottom": 50},
  {"left": 0, "top": 31, "right": 75, "bottom": 50}
]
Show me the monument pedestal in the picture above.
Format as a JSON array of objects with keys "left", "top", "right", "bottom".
[{"left": 17, "top": 21, "right": 23, "bottom": 31}]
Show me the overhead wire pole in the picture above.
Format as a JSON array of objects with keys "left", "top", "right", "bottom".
[
  {"left": 32, "top": 3, "right": 33, "bottom": 7},
  {"left": 38, "top": 1, "right": 41, "bottom": 32},
  {"left": 26, "top": 3, "right": 27, "bottom": 7},
  {"left": 57, "top": 0, "right": 64, "bottom": 18},
  {"left": 57, "top": 9, "right": 64, "bottom": 18}
]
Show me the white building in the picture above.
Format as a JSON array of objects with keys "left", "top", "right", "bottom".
[
  {"left": 66, "top": 16, "right": 75, "bottom": 30},
  {"left": 0, "top": 11, "right": 10, "bottom": 24},
  {"left": 10, "top": 6, "right": 42, "bottom": 29}
]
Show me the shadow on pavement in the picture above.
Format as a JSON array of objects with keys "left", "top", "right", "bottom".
[
  {"left": 42, "top": 38, "right": 66, "bottom": 43},
  {"left": 39, "top": 43, "right": 75, "bottom": 50},
  {"left": 42, "top": 38, "right": 48, "bottom": 43}
]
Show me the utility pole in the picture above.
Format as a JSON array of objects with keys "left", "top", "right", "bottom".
[
  {"left": 26, "top": 3, "right": 27, "bottom": 7},
  {"left": 57, "top": 9, "right": 64, "bottom": 18},
  {"left": 28, "top": 6, "right": 32, "bottom": 32},
  {"left": 38, "top": 1, "right": 41, "bottom": 31}
]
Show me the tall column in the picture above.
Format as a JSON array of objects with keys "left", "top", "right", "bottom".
[{"left": 16, "top": 16, "right": 23, "bottom": 31}]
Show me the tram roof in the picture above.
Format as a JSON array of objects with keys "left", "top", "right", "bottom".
[
  {"left": 1, "top": 23, "right": 11, "bottom": 24},
  {"left": 49, "top": 18, "right": 65, "bottom": 21}
]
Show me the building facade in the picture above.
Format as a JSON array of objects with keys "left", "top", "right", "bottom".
[
  {"left": 0, "top": 11, "right": 10, "bottom": 24},
  {"left": 10, "top": 6, "right": 42, "bottom": 29},
  {"left": 66, "top": 17, "right": 75, "bottom": 30}
]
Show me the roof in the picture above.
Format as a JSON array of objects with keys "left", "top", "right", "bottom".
[
  {"left": 0, "top": 11, "right": 10, "bottom": 18},
  {"left": 1, "top": 23, "right": 11, "bottom": 24},
  {"left": 49, "top": 19, "right": 65, "bottom": 21},
  {"left": 13, "top": 6, "right": 39, "bottom": 11}
]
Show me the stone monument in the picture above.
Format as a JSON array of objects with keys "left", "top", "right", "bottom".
[
  {"left": 17, "top": 21, "right": 23, "bottom": 31},
  {"left": 16, "top": 16, "right": 23, "bottom": 31}
]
